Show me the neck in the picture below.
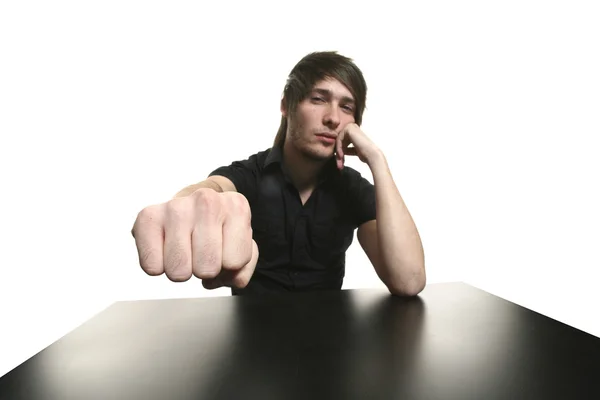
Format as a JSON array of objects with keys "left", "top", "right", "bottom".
[{"left": 281, "top": 140, "right": 327, "bottom": 192}]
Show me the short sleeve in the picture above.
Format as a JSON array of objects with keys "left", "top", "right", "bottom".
[
  {"left": 343, "top": 169, "right": 377, "bottom": 227},
  {"left": 208, "top": 153, "right": 260, "bottom": 202}
]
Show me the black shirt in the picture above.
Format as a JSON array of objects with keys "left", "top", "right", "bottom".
[{"left": 208, "top": 145, "right": 376, "bottom": 295}]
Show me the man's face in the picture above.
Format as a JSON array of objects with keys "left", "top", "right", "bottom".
[{"left": 284, "top": 77, "right": 356, "bottom": 162}]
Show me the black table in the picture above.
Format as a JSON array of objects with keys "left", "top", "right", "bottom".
[{"left": 1, "top": 282, "right": 599, "bottom": 399}]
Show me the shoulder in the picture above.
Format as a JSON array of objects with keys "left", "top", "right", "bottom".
[
  {"left": 232, "top": 148, "right": 271, "bottom": 170},
  {"left": 335, "top": 165, "right": 376, "bottom": 225},
  {"left": 207, "top": 148, "right": 271, "bottom": 196},
  {"left": 333, "top": 165, "right": 376, "bottom": 205},
  {"left": 210, "top": 148, "right": 270, "bottom": 173}
]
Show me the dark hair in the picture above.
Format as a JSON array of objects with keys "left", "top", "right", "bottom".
[{"left": 273, "top": 51, "right": 368, "bottom": 148}]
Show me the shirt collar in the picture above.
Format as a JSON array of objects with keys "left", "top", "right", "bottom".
[{"left": 264, "top": 144, "right": 284, "bottom": 169}]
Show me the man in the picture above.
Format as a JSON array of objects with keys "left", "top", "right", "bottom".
[{"left": 131, "top": 51, "right": 426, "bottom": 296}]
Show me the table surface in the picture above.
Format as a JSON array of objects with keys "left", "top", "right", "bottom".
[{"left": 1, "top": 282, "right": 599, "bottom": 400}]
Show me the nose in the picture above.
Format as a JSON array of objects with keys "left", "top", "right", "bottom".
[{"left": 323, "top": 104, "right": 341, "bottom": 129}]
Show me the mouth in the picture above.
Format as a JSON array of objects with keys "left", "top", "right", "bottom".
[
  {"left": 315, "top": 133, "right": 336, "bottom": 145},
  {"left": 315, "top": 132, "right": 337, "bottom": 139}
]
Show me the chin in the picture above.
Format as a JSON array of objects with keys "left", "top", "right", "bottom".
[
  {"left": 301, "top": 144, "right": 333, "bottom": 162},
  {"left": 289, "top": 133, "right": 333, "bottom": 161}
]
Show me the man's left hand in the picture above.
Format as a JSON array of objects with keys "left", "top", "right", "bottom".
[{"left": 335, "top": 123, "right": 381, "bottom": 170}]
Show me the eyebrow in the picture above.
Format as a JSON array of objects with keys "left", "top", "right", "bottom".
[{"left": 311, "top": 88, "right": 355, "bottom": 105}]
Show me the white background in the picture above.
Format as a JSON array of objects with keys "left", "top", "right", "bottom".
[{"left": 1, "top": 1, "right": 599, "bottom": 377}]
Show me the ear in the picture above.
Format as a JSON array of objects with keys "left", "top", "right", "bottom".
[{"left": 280, "top": 98, "right": 287, "bottom": 117}]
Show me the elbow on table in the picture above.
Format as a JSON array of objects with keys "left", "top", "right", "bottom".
[{"left": 387, "top": 273, "right": 426, "bottom": 297}]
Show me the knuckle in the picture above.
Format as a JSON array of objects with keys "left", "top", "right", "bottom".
[
  {"left": 136, "top": 205, "right": 160, "bottom": 225},
  {"left": 193, "top": 187, "right": 216, "bottom": 204},
  {"left": 165, "top": 198, "right": 189, "bottom": 219},
  {"left": 224, "top": 192, "right": 251, "bottom": 219},
  {"left": 193, "top": 189, "right": 221, "bottom": 215}
]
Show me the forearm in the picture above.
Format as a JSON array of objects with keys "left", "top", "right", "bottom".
[
  {"left": 173, "top": 180, "right": 223, "bottom": 198},
  {"left": 368, "top": 151, "right": 426, "bottom": 295}
]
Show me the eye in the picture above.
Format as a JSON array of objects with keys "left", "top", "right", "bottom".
[
  {"left": 311, "top": 97, "right": 325, "bottom": 102},
  {"left": 342, "top": 105, "right": 354, "bottom": 112}
]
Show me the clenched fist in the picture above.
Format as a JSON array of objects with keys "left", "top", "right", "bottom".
[{"left": 131, "top": 188, "right": 258, "bottom": 290}]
